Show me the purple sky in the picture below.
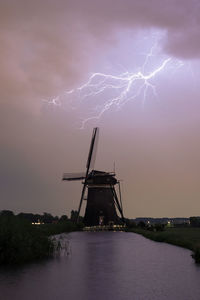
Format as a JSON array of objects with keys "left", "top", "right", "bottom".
[{"left": 1, "top": 0, "right": 200, "bottom": 217}]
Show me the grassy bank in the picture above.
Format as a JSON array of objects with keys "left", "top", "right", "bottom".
[
  {"left": 0, "top": 215, "right": 81, "bottom": 265},
  {"left": 39, "top": 221, "right": 83, "bottom": 236},
  {"left": 127, "top": 227, "right": 200, "bottom": 263}
]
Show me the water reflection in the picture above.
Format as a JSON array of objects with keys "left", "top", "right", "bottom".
[{"left": 0, "top": 232, "right": 200, "bottom": 300}]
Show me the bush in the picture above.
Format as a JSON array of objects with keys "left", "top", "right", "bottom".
[
  {"left": 192, "top": 247, "right": 200, "bottom": 263},
  {"left": 0, "top": 215, "right": 54, "bottom": 264},
  {"left": 39, "top": 220, "right": 83, "bottom": 236}
]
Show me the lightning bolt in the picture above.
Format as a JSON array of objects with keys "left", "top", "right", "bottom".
[
  {"left": 76, "top": 58, "right": 171, "bottom": 128},
  {"left": 44, "top": 44, "right": 184, "bottom": 129},
  {"left": 42, "top": 96, "right": 61, "bottom": 106}
]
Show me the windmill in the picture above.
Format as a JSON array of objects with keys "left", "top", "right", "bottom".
[{"left": 62, "top": 128, "right": 124, "bottom": 226}]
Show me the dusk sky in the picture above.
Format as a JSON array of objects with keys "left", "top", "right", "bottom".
[{"left": 1, "top": 0, "right": 200, "bottom": 218}]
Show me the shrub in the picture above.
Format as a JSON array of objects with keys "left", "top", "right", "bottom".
[
  {"left": 192, "top": 247, "right": 200, "bottom": 263},
  {"left": 0, "top": 215, "right": 54, "bottom": 264}
]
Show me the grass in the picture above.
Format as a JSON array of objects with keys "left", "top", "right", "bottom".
[
  {"left": 0, "top": 215, "right": 53, "bottom": 264},
  {"left": 127, "top": 227, "right": 200, "bottom": 263},
  {"left": 39, "top": 221, "right": 83, "bottom": 236},
  {"left": 0, "top": 215, "right": 82, "bottom": 265}
]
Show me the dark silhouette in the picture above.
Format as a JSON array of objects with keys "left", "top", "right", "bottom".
[
  {"left": 190, "top": 217, "right": 200, "bottom": 227},
  {"left": 0, "top": 210, "right": 81, "bottom": 264},
  {"left": 62, "top": 128, "right": 124, "bottom": 226},
  {"left": 0, "top": 210, "right": 14, "bottom": 217}
]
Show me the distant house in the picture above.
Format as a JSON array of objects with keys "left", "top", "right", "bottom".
[{"left": 133, "top": 217, "right": 190, "bottom": 226}]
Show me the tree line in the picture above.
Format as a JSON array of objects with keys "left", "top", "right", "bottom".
[
  {"left": 0, "top": 209, "right": 81, "bottom": 224},
  {"left": 0, "top": 210, "right": 82, "bottom": 265}
]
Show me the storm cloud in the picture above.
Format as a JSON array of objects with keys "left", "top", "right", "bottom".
[
  {"left": 0, "top": 0, "right": 200, "bottom": 108},
  {"left": 1, "top": 0, "right": 200, "bottom": 217}
]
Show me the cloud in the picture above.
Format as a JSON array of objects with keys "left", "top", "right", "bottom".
[
  {"left": 0, "top": 0, "right": 199, "bottom": 110},
  {"left": 1, "top": 0, "right": 200, "bottom": 216}
]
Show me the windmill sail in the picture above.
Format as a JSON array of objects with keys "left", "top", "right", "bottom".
[
  {"left": 86, "top": 127, "right": 99, "bottom": 171},
  {"left": 77, "top": 127, "right": 99, "bottom": 220},
  {"left": 62, "top": 172, "right": 85, "bottom": 181}
]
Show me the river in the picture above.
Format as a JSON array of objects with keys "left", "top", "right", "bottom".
[{"left": 0, "top": 232, "right": 200, "bottom": 300}]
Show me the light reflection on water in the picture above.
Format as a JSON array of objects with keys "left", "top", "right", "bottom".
[{"left": 0, "top": 232, "right": 200, "bottom": 300}]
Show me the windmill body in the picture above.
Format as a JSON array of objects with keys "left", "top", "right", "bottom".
[
  {"left": 84, "top": 170, "right": 119, "bottom": 226},
  {"left": 63, "top": 128, "right": 124, "bottom": 226}
]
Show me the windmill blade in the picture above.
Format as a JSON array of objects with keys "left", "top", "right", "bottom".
[
  {"left": 76, "top": 128, "right": 99, "bottom": 222},
  {"left": 86, "top": 127, "right": 99, "bottom": 171},
  {"left": 118, "top": 181, "right": 123, "bottom": 214},
  {"left": 62, "top": 172, "right": 85, "bottom": 181},
  {"left": 89, "top": 128, "right": 99, "bottom": 170},
  {"left": 111, "top": 185, "right": 124, "bottom": 220},
  {"left": 76, "top": 182, "right": 87, "bottom": 222}
]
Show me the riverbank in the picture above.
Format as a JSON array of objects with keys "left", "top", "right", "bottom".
[
  {"left": 127, "top": 227, "right": 200, "bottom": 263},
  {"left": 0, "top": 215, "right": 81, "bottom": 265}
]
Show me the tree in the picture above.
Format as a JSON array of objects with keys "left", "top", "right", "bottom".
[
  {"left": 70, "top": 210, "right": 78, "bottom": 222},
  {"left": 0, "top": 210, "right": 14, "bottom": 217},
  {"left": 59, "top": 215, "right": 68, "bottom": 222},
  {"left": 138, "top": 221, "right": 146, "bottom": 228},
  {"left": 190, "top": 217, "right": 200, "bottom": 227},
  {"left": 42, "top": 213, "right": 54, "bottom": 223}
]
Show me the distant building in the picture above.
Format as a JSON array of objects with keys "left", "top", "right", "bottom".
[{"left": 133, "top": 217, "right": 190, "bottom": 225}]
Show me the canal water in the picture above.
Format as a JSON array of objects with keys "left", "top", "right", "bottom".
[{"left": 0, "top": 232, "right": 200, "bottom": 300}]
